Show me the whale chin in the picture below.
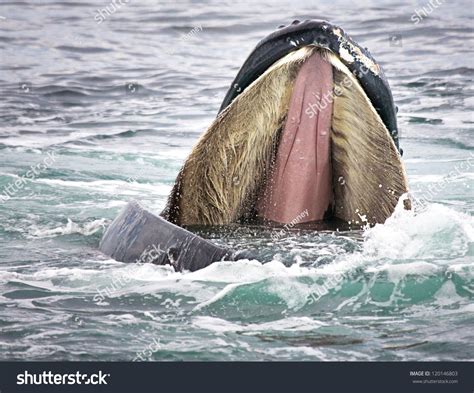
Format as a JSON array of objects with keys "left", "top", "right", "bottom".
[{"left": 163, "top": 46, "right": 409, "bottom": 228}]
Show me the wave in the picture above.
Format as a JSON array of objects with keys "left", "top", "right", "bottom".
[
  {"left": 28, "top": 218, "right": 107, "bottom": 238},
  {"left": 32, "top": 178, "right": 172, "bottom": 196},
  {"left": 55, "top": 45, "right": 112, "bottom": 54},
  {"left": 5, "top": 199, "right": 471, "bottom": 317},
  {"left": 362, "top": 199, "right": 473, "bottom": 260},
  {"left": 191, "top": 200, "right": 473, "bottom": 312}
]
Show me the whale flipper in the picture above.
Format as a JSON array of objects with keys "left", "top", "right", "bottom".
[{"left": 100, "top": 201, "right": 234, "bottom": 272}]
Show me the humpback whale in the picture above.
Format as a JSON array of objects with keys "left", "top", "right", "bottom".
[{"left": 100, "top": 20, "right": 409, "bottom": 272}]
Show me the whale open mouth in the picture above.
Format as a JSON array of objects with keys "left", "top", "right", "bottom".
[{"left": 163, "top": 46, "right": 409, "bottom": 228}]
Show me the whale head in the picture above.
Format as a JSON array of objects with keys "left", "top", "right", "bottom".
[{"left": 163, "top": 21, "right": 410, "bottom": 229}]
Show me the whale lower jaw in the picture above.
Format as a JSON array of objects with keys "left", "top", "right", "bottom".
[{"left": 163, "top": 46, "right": 409, "bottom": 228}]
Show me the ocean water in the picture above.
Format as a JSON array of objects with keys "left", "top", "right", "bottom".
[{"left": 0, "top": 0, "right": 473, "bottom": 361}]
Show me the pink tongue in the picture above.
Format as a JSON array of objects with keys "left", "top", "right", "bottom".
[{"left": 256, "top": 51, "right": 333, "bottom": 224}]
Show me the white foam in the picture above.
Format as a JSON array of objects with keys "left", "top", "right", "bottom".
[
  {"left": 435, "top": 280, "right": 465, "bottom": 306},
  {"left": 186, "top": 259, "right": 314, "bottom": 283},
  {"left": 366, "top": 262, "right": 439, "bottom": 281},
  {"left": 28, "top": 218, "right": 107, "bottom": 238},
  {"left": 361, "top": 197, "right": 474, "bottom": 261},
  {"left": 192, "top": 316, "right": 326, "bottom": 333},
  {"left": 33, "top": 178, "right": 171, "bottom": 197}
]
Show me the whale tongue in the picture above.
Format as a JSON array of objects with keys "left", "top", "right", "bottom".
[{"left": 256, "top": 51, "right": 334, "bottom": 224}]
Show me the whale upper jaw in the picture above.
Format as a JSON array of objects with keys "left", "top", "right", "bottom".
[{"left": 219, "top": 20, "right": 401, "bottom": 154}]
